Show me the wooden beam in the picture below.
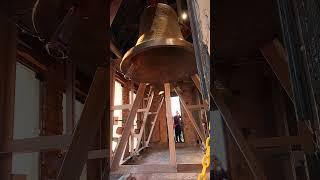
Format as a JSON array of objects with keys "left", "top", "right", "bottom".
[
  {"left": 260, "top": 39, "right": 293, "bottom": 101},
  {"left": 65, "top": 63, "right": 75, "bottom": 134},
  {"left": 129, "top": 82, "right": 134, "bottom": 155},
  {"left": 191, "top": 74, "right": 209, "bottom": 109},
  {"left": 146, "top": 97, "right": 164, "bottom": 147},
  {"left": 187, "top": 104, "right": 206, "bottom": 110},
  {"left": 250, "top": 135, "right": 313, "bottom": 152},
  {"left": 17, "top": 50, "right": 48, "bottom": 72},
  {"left": 191, "top": 74, "right": 201, "bottom": 91},
  {"left": 0, "top": 14, "right": 16, "bottom": 180},
  {"left": 110, "top": 0, "right": 123, "bottom": 25},
  {"left": 164, "top": 83, "right": 177, "bottom": 166},
  {"left": 110, "top": 41, "right": 123, "bottom": 59},
  {"left": 1, "top": 135, "right": 109, "bottom": 160},
  {"left": 11, "top": 174, "right": 27, "bottom": 180},
  {"left": 88, "top": 149, "right": 108, "bottom": 159},
  {"left": 111, "top": 83, "right": 147, "bottom": 170},
  {"left": 109, "top": 64, "right": 115, "bottom": 165},
  {"left": 121, "top": 145, "right": 147, "bottom": 164},
  {"left": 4, "top": 135, "right": 71, "bottom": 153},
  {"left": 57, "top": 67, "right": 108, "bottom": 180},
  {"left": 134, "top": 91, "right": 154, "bottom": 153},
  {"left": 191, "top": 74, "right": 266, "bottom": 180},
  {"left": 174, "top": 88, "right": 206, "bottom": 145},
  {"left": 214, "top": 96, "right": 267, "bottom": 180},
  {"left": 111, "top": 104, "right": 147, "bottom": 112}
]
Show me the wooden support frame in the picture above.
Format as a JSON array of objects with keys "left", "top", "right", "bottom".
[
  {"left": 146, "top": 97, "right": 164, "bottom": 147},
  {"left": 164, "top": 83, "right": 177, "bottom": 166},
  {"left": 111, "top": 83, "right": 147, "bottom": 170},
  {"left": 191, "top": 74, "right": 267, "bottom": 180},
  {"left": 260, "top": 39, "right": 293, "bottom": 101},
  {"left": 174, "top": 88, "right": 206, "bottom": 145},
  {"left": 65, "top": 62, "right": 75, "bottom": 134},
  {"left": 0, "top": 15, "right": 16, "bottom": 180},
  {"left": 129, "top": 82, "right": 135, "bottom": 155},
  {"left": 109, "top": 63, "right": 116, "bottom": 168},
  {"left": 250, "top": 135, "right": 313, "bottom": 152},
  {"left": 57, "top": 67, "right": 108, "bottom": 180},
  {"left": 214, "top": 96, "right": 267, "bottom": 180},
  {"left": 187, "top": 104, "right": 206, "bottom": 110},
  {"left": 134, "top": 91, "right": 154, "bottom": 154}
]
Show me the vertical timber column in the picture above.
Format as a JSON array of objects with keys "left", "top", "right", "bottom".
[
  {"left": 42, "top": 63, "right": 64, "bottom": 179},
  {"left": 129, "top": 83, "right": 134, "bottom": 154},
  {"left": 109, "top": 64, "right": 115, "bottom": 167},
  {"left": 0, "top": 13, "right": 16, "bottom": 180},
  {"left": 164, "top": 83, "right": 177, "bottom": 166},
  {"left": 65, "top": 63, "right": 75, "bottom": 134}
]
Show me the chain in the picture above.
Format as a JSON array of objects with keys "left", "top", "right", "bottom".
[{"left": 198, "top": 136, "right": 210, "bottom": 180}]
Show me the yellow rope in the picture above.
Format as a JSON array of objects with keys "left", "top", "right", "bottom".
[{"left": 198, "top": 136, "right": 210, "bottom": 180}]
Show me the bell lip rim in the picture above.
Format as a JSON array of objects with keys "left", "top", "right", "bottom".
[{"left": 120, "top": 38, "right": 194, "bottom": 73}]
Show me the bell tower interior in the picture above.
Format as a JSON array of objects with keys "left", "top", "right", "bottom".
[{"left": 2, "top": 0, "right": 320, "bottom": 179}]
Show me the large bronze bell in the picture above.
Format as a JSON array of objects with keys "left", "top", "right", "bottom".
[{"left": 120, "top": 3, "right": 196, "bottom": 83}]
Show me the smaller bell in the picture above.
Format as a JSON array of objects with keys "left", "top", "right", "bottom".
[{"left": 120, "top": 3, "right": 196, "bottom": 83}]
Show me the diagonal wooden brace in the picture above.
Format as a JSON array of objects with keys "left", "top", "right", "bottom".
[
  {"left": 111, "top": 83, "right": 147, "bottom": 171},
  {"left": 57, "top": 67, "right": 108, "bottom": 180},
  {"left": 174, "top": 88, "right": 206, "bottom": 146},
  {"left": 146, "top": 97, "right": 164, "bottom": 147},
  {"left": 191, "top": 74, "right": 267, "bottom": 180},
  {"left": 134, "top": 91, "right": 154, "bottom": 154}
]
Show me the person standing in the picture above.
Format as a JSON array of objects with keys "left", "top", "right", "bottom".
[{"left": 173, "top": 111, "right": 183, "bottom": 143}]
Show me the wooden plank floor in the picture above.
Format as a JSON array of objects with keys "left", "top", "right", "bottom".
[
  {"left": 125, "top": 144, "right": 203, "bottom": 165},
  {"left": 110, "top": 144, "right": 209, "bottom": 179}
]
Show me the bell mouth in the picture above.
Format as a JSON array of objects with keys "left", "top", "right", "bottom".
[{"left": 120, "top": 38, "right": 197, "bottom": 84}]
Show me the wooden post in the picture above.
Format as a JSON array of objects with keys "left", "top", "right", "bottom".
[
  {"left": 107, "top": 64, "right": 115, "bottom": 174},
  {"left": 111, "top": 83, "right": 147, "bottom": 170},
  {"left": 174, "top": 88, "right": 206, "bottom": 146},
  {"left": 164, "top": 83, "right": 177, "bottom": 166},
  {"left": 135, "top": 91, "right": 154, "bottom": 153},
  {"left": 146, "top": 97, "right": 164, "bottom": 147},
  {"left": 129, "top": 82, "right": 134, "bottom": 154},
  {"left": 65, "top": 62, "right": 75, "bottom": 134},
  {"left": 57, "top": 67, "right": 108, "bottom": 180},
  {"left": 0, "top": 13, "right": 16, "bottom": 180}
]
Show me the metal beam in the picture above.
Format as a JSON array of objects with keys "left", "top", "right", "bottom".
[
  {"left": 57, "top": 67, "right": 108, "bottom": 180},
  {"left": 111, "top": 83, "right": 147, "bottom": 170}
]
